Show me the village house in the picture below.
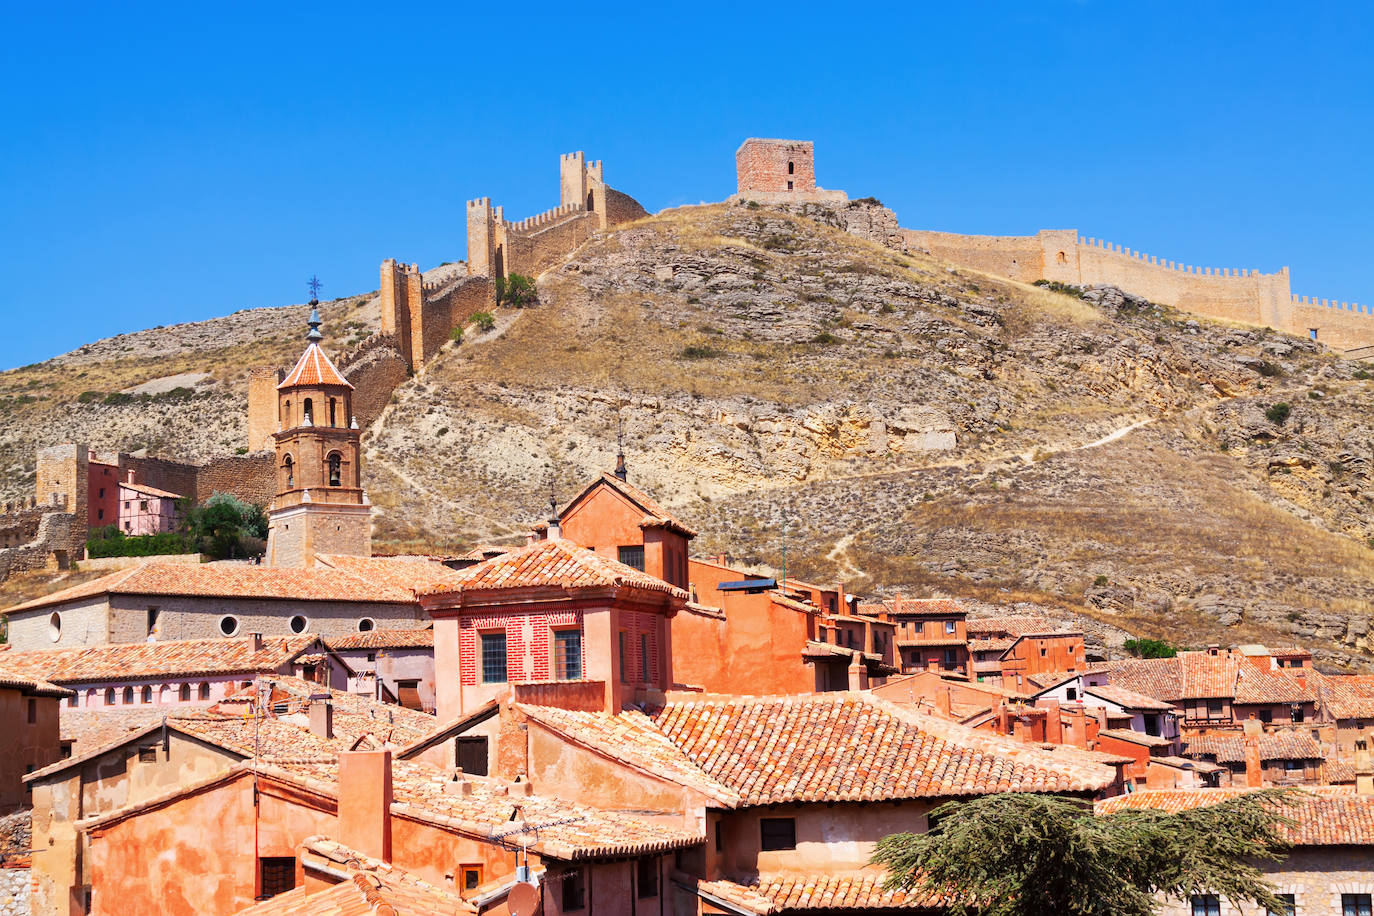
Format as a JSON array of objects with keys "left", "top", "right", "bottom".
[
  {"left": 326, "top": 626, "right": 435, "bottom": 711},
  {"left": 1099, "top": 787, "right": 1374, "bottom": 916},
  {"left": 856, "top": 598, "right": 970, "bottom": 678},
  {"left": 65, "top": 747, "right": 700, "bottom": 916},
  {"left": 0, "top": 634, "right": 350, "bottom": 710},
  {"left": 0, "top": 666, "right": 69, "bottom": 812},
  {"left": 24, "top": 677, "right": 438, "bottom": 916},
  {"left": 1180, "top": 729, "right": 1330, "bottom": 788},
  {"left": 0, "top": 554, "right": 460, "bottom": 651},
  {"left": 114, "top": 475, "right": 181, "bottom": 536}
]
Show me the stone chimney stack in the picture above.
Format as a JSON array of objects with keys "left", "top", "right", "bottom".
[
  {"left": 847, "top": 659, "right": 869, "bottom": 691},
  {"left": 309, "top": 700, "right": 334, "bottom": 740},
  {"left": 935, "top": 684, "right": 952, "bottom": 718},
  {"left": 126, "top": 469, "right": 136, "bottom": 484},
  {"left": 338, "top": 749, "right": 393, "bottom": 862},
  {"left": 1243, "top": 735, "right": 1264, "bottom": 788},
  {"left": 248, "top": 632, "right": 263, "bottom": 653}
]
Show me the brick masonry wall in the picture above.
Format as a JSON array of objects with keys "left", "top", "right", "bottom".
[
  {"left": 736, "top": 139, "right": 816, "bottom": 193},
  {"left": 0, "top": 867, "right": 28, "bottom": 916},
  {"left": 342, "top": 344, "right": 409, "bottom": 428},
  {"left": 195, "top": 454, "right": 275, "bottom": 506},
  {"left": 603, "top": 188, "right": 648, "bottom": 227}
]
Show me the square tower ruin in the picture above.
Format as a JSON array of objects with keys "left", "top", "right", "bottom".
[{"left": 736, "top": 138, "right": 817, "bottom": 194}]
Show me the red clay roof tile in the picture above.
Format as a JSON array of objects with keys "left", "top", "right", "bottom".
[
  {"left": 278, "top": 343, "right": 353, "bottom": 389},
  {"left": 1097, "top": 787, "right": 1374, "bottom": 846}
]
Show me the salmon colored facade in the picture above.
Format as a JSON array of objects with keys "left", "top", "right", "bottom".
[
  {"left": 1000, "top": 632, "right": 1087, "bottom": 690},
  {"left": 556, "top": 473, "right": 693, "bottom": 590}
]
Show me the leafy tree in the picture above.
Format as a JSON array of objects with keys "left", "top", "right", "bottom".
[
  {"left": 1123, "top": 637, "right": 1178, "bottom": 658},
  {"left": 495, "top": 273, "right": 537, "bottom": 308},
  {"left": 872, "top": 792, "right": 1294, "bottom": 916},
  {"left": 181, "top": 492, "right": 267, "bottom": 560}
]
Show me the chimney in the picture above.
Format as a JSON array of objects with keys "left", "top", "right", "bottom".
[
  {"left": 248, "top": 632, "right": 263, "bottom": 653},
  {"left": 309, "top": 700, "right": 334, "bottom": 740},
  {"left": 338, "top": 749, "right": 393, "bottom": 862},
  {"left": 847, "top": 659, "right": 869, "bottom": 691},
  {"left": 126, "top": 469, "right": 136, "bottom": 484},
  {"left": 935, "top": 684, "right": 952, "bottom": 717},
  {"left": 1066, "top": 705, "right": 1088, "bottom": 748},
  {"left": 1243, "top": 735, "right": 1264, "bottom": 788},
  {"left": 1042, "top": 699, "right": 1063, "bottom": 744},
  {"left": 546, "top": 491, "right": 561, "bottom": 541},
  {"left": 614, "top": 447, "right": 627, "bottom": 482}
]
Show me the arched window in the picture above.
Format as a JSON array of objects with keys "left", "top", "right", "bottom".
[
  {"left": 303, "top": 398, "right": 314, "bottom": 425},
  {"left": 49, "top": 611, "right": 61, "bottom": 642},
  {"left": 141, "top": 685, "right": 152, "bottom": 704},
  {"left": 283, "top": 455, "right": 294, "bottom": 490},
  {"left": 788, "top": 161, "right": 795, "bottom": 175},
  {"left": 1057, "top": 250, "right": 1067, "bottom": 264},
  {"left": 358, "top": 618, "right": 376, "bottom": 633},
  {"left": 179, "top": 683, "right": 191, "bottom": 702},
  {"left": 328, "top": 452, "right": 342, "bottom": 487},
  {"left": 587, "top": 191, "right": 594, "bottom": 212},
  {"left": 104, "top": 688, "right": 115, "bottom": 706},
  {"left": 329, "top": 398, "right": 337, "bottom": 427},
  {"left": 86, "top": 689, "right": 97, "bottom": 707},
  {"left": 282, "top": 399, "right": 291, "bottom": 428},
  {"left": 122, "top": 686, "right": 134, "bottom": 705},
  {"left": 199, "top": 682, "right": 211, "bottom": 700}
]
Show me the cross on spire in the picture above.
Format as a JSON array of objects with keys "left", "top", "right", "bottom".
[{"left": 306, "top": 275, "right": 324, "bottom": 342}]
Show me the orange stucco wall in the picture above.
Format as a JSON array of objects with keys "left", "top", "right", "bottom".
[
  {"left": 1, "top": 687, "right": 62, "bottom": 812},
  {"left": 677, "top": 559, "right": 817, "bottom": 695},
  {"left": 559, "top": 484, "right": 689, "bottom": 588}
]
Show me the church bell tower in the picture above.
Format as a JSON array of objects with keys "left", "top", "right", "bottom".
[{"left": 265, "top": 302, "right": 371, "bottom": 567}]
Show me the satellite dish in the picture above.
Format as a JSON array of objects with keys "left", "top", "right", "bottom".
[{"left": 508, "top": 880, "right": 542, "bottom": 916}]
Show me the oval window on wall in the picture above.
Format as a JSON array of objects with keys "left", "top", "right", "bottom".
[
  {"left": 289, "top": 615, "right": 308, "bottom": 635},
  {"left": 48, "top": 611, "right": 62, "bottom": 642},
  {"left": 358, "top": 618, "right": 376, "bottom": 633},
  {"left": 219, "top": 615, "right": 240, "bottom": 637}
]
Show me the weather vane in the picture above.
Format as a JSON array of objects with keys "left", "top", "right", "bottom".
[{"left": 307, "top": 275, "right": 323, "bottom": 304}]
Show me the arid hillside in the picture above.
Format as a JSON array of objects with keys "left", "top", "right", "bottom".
[{"left": 3, "top": 203, "right": 1372, "bottom": 665}]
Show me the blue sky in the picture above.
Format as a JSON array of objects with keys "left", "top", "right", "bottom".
[{"left": 1, "top": 1, "right": 1370, "bottom": 370}]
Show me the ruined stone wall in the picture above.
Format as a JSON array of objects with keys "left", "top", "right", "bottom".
[
  {"left": 340, "top": 338, "right": 409, "bottom": 427},
  {"left": 34, "top": 445, "right": 85, "bottom": 520},
  {"left": 246, "top": 368, "right": 282, "bottom": 452},
  {"left": 119, "top": 455, "right": 200, "bottom": 503},
  {"left": 604, "top": 188, "right": 648, "bottom": 227},
  {"left": 195, "top": 454, "right": 275, "bottom": 507},
  {"left": 0, "top": 511, "right": 79, "bottom": 587}
]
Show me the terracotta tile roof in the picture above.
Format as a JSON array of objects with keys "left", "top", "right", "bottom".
[
  {"left": 1025, "top": 670, "right": 1080, "bottom": 690},
  {"left": 884, "top": 598, "right": 966, "bottom": 618},
  {"left": 234, "top": 836, "right": 477, "bottom": 915},
  {"left": 1084, "top": 683, "right": 1176, "bottom": 712},
  {"left": 968, "top": 637, "right": 1015, "bottom": 654},
  {"left": 1311, "top": 671, "right": 1374, "bottom": 720},
  {"left": 650, "top": 693, "right": 1115, "bottom": 803},
  {"left": 1096, "top": 658, "right": 1184, "bottom": 702},
  {"left": 1181, "top": 732, "right": 1323, "bottom": 764},
  {"left": 120, "top": 481, "right": 183, "bottom": 500},
  {"left": 279, "top": 343, "right": 353, "bottom": 389},
  {"left": 420, "top": 537, "right": 688, "bottom": 600},
  {"left": 1233, "top": 668, "right": 1316, "bottom": 704},
  {"left": 221, "top": 676, "right": 439, "bottom": 748},
  {"left": 326, "top": 628, "right": 434, "bottom": 651},
  {"left": 313, "top": 554, "right": 467, "bottom": 593},
  {"left": 694, "top": 872, "right": 941, "bottom": 913},
  {"left": 965, "top": 615, "right": 1049, "bottom": 637},
  {"left": 801, "top": 641, "right": 895, "bottom": 671},
  {"left": 516, "top": 704, "right": 739, "bottom": 806},
  {"left": 61, "top": 706, "right": 205, "bottom": 755},
  {"left": 1325, "top": 760, "right": 1356, "bottom": 784},
  {"left": 3, "top": 560, "right": 427, "bottom": 614},
  {"left": 0, "top": 665, "right": 70, "bottom": 697},
  {"left": 1097, "top": 727, "right": 1172, "bottom": 748},
  {"left": 1097, "top": 787, "right": 1374, "bottom": 846},
  {"left": 562, "top": 473, "right": 698, "bottom": 537},
  {"left": 0, "top": 635, "right": 322, "bottom": 683},
  {"left": 257, "top": 758, "right": 703, "bottom": 861},
  {"left": 1181, "top": 653, "right": 1239, "bottom": 700}
]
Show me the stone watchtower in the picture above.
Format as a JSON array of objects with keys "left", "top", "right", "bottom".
[{"left": 265, "top": 306, "right": 371, "bottom": 567}]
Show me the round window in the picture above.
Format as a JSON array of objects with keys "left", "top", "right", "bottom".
[
  {"left": 48, "top": 612, "right": 61, "bottom": 642},
  {"left": 219, "top": 615, "right": 240, "bottom": 637},
  {"left": 358, "top": 618, "right": 376, "bottom": 633},
  {"left": 289, "top": 615, "right": 308, "bottom": 635}
]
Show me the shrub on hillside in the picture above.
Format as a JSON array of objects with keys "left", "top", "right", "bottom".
[
  {"left": 1265, "top": 402, "right": 1292, "bottom": 425},
  {"left": 495, "top": 274, "right": 538, "bottom": 308},
  {"left": 1123, "top": 637, "right": 1178, "bottom": 658},
  {"left": 471, "top": 311, "right": 495, "bottom": 332}
]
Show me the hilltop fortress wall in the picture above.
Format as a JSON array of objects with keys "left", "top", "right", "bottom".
[{"left": 903, "top": 227, "right": 1373, "bottom": 351}]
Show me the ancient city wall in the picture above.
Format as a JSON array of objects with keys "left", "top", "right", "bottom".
[
  {"left": 246, "top": 368, "right": 282, "bottom": 452},
  {"left": 499, "top": 207, "right": 601, "bottom": 280},
  {"left": 0, "top": 510, "right": 79, "bottom": 584},
  {"left": 412, "top": 275, "right": 491, "bottom": 371},
  {"left": 339, "top": 335, "right": 409, "bottom": 427},
  {"left": 902, "top": 230, "right": 1047, "bottom": 284},
  {"left": 194, "top": 454, "right": 275, "bottom": 506},
  {"left": 903, "top": 227, "right": 1374, "bottom": 350},
  {"left": 604, "top": 188, "right": 648, "bottom": 227}
]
